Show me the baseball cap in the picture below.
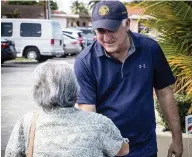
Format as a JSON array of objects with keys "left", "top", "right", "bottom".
[{"left": 92, "top": 1, "right": 128, "bottom": 31}]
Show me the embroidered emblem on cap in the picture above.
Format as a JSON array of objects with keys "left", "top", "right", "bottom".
[{"left": 98, "top": 5, "right": 109, "bottom": 16}]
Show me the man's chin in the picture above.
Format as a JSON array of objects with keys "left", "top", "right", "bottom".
[{"left": 104, "top": 47, "right": 118, "bottom": 54}]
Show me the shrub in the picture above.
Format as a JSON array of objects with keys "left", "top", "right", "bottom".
[{"left": 155, "top": 94, "right": 192, "bottom": 132}]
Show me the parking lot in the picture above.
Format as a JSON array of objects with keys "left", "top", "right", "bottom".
[{"left": 1, "top": 57, "right": 75, "bottom": 156}]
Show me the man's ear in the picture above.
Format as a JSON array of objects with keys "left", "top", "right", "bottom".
[{"left": 126, "top": 19, "right": 130, "bottom": 31}]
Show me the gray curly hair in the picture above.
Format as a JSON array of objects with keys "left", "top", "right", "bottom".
[{"left": 33, "top": 62, "right": 79, "bottom": 111}]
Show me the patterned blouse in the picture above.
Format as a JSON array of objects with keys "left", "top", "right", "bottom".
[{"left": 5, "top": 107, "right": 124, "bottom": 157}]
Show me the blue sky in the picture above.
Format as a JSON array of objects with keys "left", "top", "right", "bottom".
[{"left": 54, "top": 0, "right": 133, "bottom": 14}]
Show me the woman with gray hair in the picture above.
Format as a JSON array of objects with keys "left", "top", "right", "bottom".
[{"left": 5, "top": 62, "right": 129, "bottom": 157}]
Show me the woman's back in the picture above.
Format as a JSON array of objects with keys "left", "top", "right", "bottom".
[
  {"left": 34, "top": 108, "right": 106, "bottom": 157},
  {"left": 6, "top": 108, "right": 123, "bottom": 157}
]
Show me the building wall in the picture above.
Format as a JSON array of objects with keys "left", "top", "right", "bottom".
[
  {"left": 130, "top": 19, "right": 139, "bottom": 33},
  {"left": 51, "top": 15, "right": 90, "bottom": 28},
  {"left": 51, "top": 14, "right": 142, "bottom": 33},
  {"left": 130, "top": 18, "right": 158, "bottom": 39},
  {"left": 51, "top": 16, "right": 67, "bottom": 28}
]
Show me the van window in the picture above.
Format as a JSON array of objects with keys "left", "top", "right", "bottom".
[
  {"left": 62, "top": 31, "right": 72, "bottom": 35},
  {"left": 52, "top": 22, "right": 61, "bottom": 30},
  {"left": 20, "top": 23, "right": 41, "bottom": 37},
  {"left": 52, "top": 22, "right": 62, "bottom": 37},
  {"left": 1, "top": 22, "right": 13, "bottom": 37}
]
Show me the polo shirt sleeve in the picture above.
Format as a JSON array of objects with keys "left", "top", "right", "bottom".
[
  {"left": 152, "top": 41, "right": 176, "bottom": 89},
  {"left": 74, "top": 58, "right": 97, "bottom": 104},
  {"left": 100, "top": 116, "right": 124, "bottom": 157}
]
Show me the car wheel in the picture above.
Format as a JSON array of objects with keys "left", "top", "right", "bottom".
[
  {"left": 61, "top": 54, "right": 67, "bottom": 58},
  {"left": 25, "top": 47, "right": 40, "bottom": 61},
  {"left": 61, "top": 51, "right": 67, "bottom": 58}
]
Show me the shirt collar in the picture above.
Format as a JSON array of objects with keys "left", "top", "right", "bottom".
[{"left": 96, "top": 31, "right": 140, "bottom": 58}]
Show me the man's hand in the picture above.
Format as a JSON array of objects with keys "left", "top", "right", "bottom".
[
  {"left": 77, "top": 104, "right": 96, "bottom": 112},
  {"left": 167, "top": 139, "right": 183, "bottom": 157}
]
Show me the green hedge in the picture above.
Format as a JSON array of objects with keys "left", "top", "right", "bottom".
[{"left": 154, "top": 94, "right": 192, "bottom": 132}]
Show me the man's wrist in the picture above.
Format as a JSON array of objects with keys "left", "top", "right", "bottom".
[{"left": 123, "top": 138, "right": 129, "bottom": 143}]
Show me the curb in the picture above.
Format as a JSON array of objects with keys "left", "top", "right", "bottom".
[{"left": 3, "top": 60, "right": 37, "bottom": 64}]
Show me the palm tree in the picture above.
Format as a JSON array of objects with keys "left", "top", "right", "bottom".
[
  {"left": 71, "top": 1, "right": 89, "bottom": 15},
  {"left": 137, "top": 1, "right": 192, "bottom": 96},
  {"left": 88, "top": 0, "right": 100, "bottom": 9}
]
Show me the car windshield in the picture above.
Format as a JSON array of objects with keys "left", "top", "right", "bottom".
[
  {"left": 77, "top": 32, "right": 83, "bottom": 38},
  {"left": 63, "top": 33, "right": 76, "bottom": 39},
  {"left": 79, "top": 29, "right": 95, "bottom": 38}
]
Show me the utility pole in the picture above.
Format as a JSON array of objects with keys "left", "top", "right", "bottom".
[
  {"left": 43, "top": 0, "right": 50, "bottom": 19},
  {"left": 47, "top": 1, "right": 51, "bottom": 19},
  {"left": 43, "top": 1, "right": 47, "bottom": 19}
]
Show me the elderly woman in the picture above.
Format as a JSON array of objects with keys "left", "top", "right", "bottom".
[{"left": 5, "top": 62, "right": 129, "bottom": 157}]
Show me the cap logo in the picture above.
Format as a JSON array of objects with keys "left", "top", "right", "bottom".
[{"left": 98, "top": 5, "right": 109, "bottom": 16}]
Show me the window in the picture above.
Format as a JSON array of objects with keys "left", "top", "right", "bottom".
[
  {"left": 138, "top": 22, "right": 149, "bottom": 33},
  {"left": 83, "top": 22, "right": 86, "bottom": 26},
  {"left": 80, "top": 29, "right": 95, "bottom": 38},
  {"left": 1, "top": 22, "right": 13, "bottom": 37},
  {"left": 76, "top": 21, "right": 80, "bottom": 27},
  {"left": 63, "top": 31, "right": 72, "bottom": 35},
  {"left": 20, "top": 23, "right": 41, "bottom": 37}
]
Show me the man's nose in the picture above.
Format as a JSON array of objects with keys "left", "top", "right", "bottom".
[{"left": 103, "top": 30, "right": 113, "bottom": 41}]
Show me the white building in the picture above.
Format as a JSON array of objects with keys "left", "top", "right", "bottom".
[{"left": 51, "top": 11, "right": 91, "bottom": 28}]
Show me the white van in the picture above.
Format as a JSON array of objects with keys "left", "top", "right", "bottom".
[{"left": 1, "top": 19, "right": 64, "bottom": 62}]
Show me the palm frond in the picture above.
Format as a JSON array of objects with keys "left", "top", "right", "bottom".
[{"left": 138, "top": 1, "right": 192, "bottom": 95}]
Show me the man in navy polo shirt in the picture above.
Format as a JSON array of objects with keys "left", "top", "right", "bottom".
[{"left": 74, "top": 1, "right": 183, "bottom": 157}]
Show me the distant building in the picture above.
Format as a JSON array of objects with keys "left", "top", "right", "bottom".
[
  {"left": 51, "top": 10, "right": 91, "bottom": 28},
  {"left": 1, "top": 3, "right": 91, "bottom": 28},
  {"left": 126, "top": 5, "right": 157, "bottom": 38},
  {"left": 1, "top": 3, "right": 156, "bottom": 38}
]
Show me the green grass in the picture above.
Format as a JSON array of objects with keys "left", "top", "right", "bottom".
[{"left": 15, "top": 57, "right": 32, "bottom": 61}]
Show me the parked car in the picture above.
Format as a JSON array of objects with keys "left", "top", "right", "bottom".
[
  {"left": 62, "top": 33, "right": 82, "bottom": 56},
  {"left": 1, "top": 19, "right": 64, "bottom": 62},
  {"left": 62, "top": 28, "right": 85, "bottom": 49},
  {"left": 1, "top": 39, "right": 17, "bottom": 64},
  {"left": 74, "top": 27, "right": 96, "bottom": 46}
]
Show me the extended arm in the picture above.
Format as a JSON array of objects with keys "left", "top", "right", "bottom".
[{"left": 155, "top": 86, "right": 183, "bottom": 157}]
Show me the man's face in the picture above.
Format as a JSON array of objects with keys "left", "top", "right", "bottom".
[{"left": 95, "top": 19, "right": 130, "bottom": 54}]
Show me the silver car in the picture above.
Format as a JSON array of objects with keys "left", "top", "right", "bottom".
[{"left": 62, "top": 33, "right": 82, "bottom": 56}]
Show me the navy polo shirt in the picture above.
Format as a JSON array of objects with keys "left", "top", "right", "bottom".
[{"left": 74, "top": 31, "right": 175, "bottom": 157}]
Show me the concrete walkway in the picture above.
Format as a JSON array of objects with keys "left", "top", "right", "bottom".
[{"left": 155, "top": 112, "right": 192, "bottom": 157}]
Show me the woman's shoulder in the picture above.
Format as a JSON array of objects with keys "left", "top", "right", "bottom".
[
  {"left": 17, "top": 112, "right": 36, "bottom": 129},
  {"left": 77, "top": 109, "right": 112, "bottom": 125}
]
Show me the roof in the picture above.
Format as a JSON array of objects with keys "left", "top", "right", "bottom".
[
  {"left": 51, "top": 14, "right": 80, "bottom": 18},
  {"left": 1, "top": 18, "right": 53, "bottom": 22},
  {"left": 62, "top": 28, "right": 83, "bottom": 32},
  {"left": 126, "top": 6, "right": 145, "bottom": 16},
  {"left": 129, "top": 14, "right": 152, "bottom": 20},
  {"left": 1, "top": 4, "right": 44, "bottom": 18},
  {"left": 52, "top": 10, "right": 63, "bottom": 14}
]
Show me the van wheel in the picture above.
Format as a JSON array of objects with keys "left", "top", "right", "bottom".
[
  {"left": 38, "top": 56, "right": 49, "bottom": 62},
  {"left": 25, "top": 47, "right": 40, "bottom": 61}
]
